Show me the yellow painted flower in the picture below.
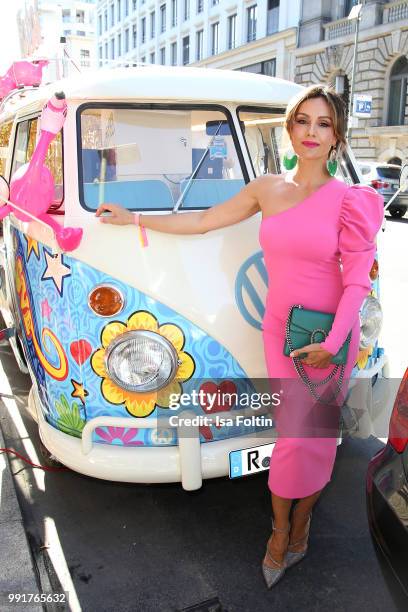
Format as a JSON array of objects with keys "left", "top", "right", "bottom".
[
  {"left": 357, "top": 345, "right": 373, "bottom": 370},
  {"left": 91, "top": 310, "right": 195, "bottom": 417}
]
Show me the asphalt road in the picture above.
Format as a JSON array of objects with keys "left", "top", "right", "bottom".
[{"left": 1, "top": 214, "right": 407, "bottom": 612}]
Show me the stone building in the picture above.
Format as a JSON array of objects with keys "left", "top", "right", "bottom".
[
  {"left": 295, "top": 0, "right": 408, "bottom": 163},
  {"left": 17, "top": 0, "right": 97, "bottom": 78},
  {"left": 96, "top": 0, "right": 300, "bottom": 79}
]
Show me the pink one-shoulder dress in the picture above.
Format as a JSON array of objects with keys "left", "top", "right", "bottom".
[{"left": 259, "top": 178, "right": 384, "bottom": 499}]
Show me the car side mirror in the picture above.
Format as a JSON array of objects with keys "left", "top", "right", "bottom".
[{"left": 399, "top": 163, "right": 408, "bottom": 193}]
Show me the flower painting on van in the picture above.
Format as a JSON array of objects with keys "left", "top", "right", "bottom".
[{"left": 91, "top": 310, "right": 195, "bottom": 418}]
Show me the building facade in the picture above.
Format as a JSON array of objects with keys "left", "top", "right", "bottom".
[
  {"left": 96, "top": 0, "right": 300, "bottom": 79},
  {"left": 295, "top": 0, "right": 408, "bottom": 163},
  {"left": 17, "top": 0, "right": 97, "bottom": 78}
]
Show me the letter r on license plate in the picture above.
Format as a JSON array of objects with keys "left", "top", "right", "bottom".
[{"left": 229, "top": 442, "right": 275, "bottom": 479}]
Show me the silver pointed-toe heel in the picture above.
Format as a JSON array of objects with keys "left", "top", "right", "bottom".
[
  {"left": 262, "top": 523, "right": 289, "bottom": 589},
  {"left": 286, "top": 512, "right": 312, "bottom": 570}
]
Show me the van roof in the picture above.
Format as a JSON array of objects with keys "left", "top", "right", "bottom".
[{"left": 1, "top": 65, "right": 303, "bottom": 118}]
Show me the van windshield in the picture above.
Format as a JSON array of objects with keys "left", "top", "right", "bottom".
[
  {"left": 79, "top": 106, "right": 246, "bottom": 211},
  {"left": 238, "top": 106, "right": 352, "bottom": 183},
  {"left": 237, "top": 107, "right": 286, "bottom": 176}
]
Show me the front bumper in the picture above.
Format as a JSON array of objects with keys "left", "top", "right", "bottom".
[{"left": 31, "top": 386, "right": 276, "bottom": 491}]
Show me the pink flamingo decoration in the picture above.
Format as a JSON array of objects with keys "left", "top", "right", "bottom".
[
  {"left": 0, "top": 92, "right": 83, "bottom": 252},
  {"left": 0, "top": 60, "right": 48, "bottom": 100}
]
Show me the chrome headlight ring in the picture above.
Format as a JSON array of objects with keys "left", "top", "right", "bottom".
[
  {"left": 104, "top": 330, "right": 180, "bottom": 393},
  {"left": 359, "top": 295, "right": 383, "bottom": 349}
]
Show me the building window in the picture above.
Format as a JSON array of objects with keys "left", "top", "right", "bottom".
[
  {"left": 150, "top": 11, "right": 155, "bottom": 38},
  {"left": 62, "top": 9, "right": 70, "bottom": 23},
  {"left": 111, "top": 38, "right": 115, "bottom": 59},
  {"left": 98, "top": 14, "right": 102, "bottom": 35},
  {"left": 105, "top": 42, "right": 108, "bottom": 58},
  {"left": 171, "top": 0, "right": 177, "bottom": 27},
  {"left": 211, "top": 22, "right": 219, "bottom": 55},
  {"left": 344, "top": 0, "right": 358, "bottom": 17},
  {"left": 150, "top": 51, "right": 155, "bottom": 64},
  {"left": 98, "top": 46, "right": 103, "bottom": 65},
  {"left": 196, "top": 29, "right": 203, "bottom": 61},
  {"left": 76, "top": 31, "right": 86, "bottom": 36},
  {"left": 184, "top": 0, "right": 190, "bottom": 21},
  {"left": 171, "top": 41, "right": 177, "bottom": 65},
  {"left": 247, "top": 5, "right": 257, "bottom": 42},
  {"left": 104, "top": 10, "right": 108, "bottom": 31},
  {"left": 387, "top": 56, "right": 408, "bottom": 126},
  {"left": 133, "top": 0, "right": 137, "bottom": 10},
  {"left": 228, "top": 14, "right": 237, "bottom": 50},
  {"left": 125, "top": 0, "right": 129, "bottom": 17},
  {"left": 117, "top": 0, "right": 121, "bottom": 21},
  {"left": 133, "top": 24, "right": 137, "bottom": 47},
  {"left": 197, "top": 0, "right": 203, "bottom": 14},
  {"left": 76, "top": 9, "right": 85, "bottom": 23},
  {"left": 141, "top": 17, "right": 146, "bottom": 43},
  {"left": 117, "top": 33, "right": 121, "bottom": 55},
  {"left": 141, "top": 56, "right": 146, "bottom": 63},
  {"left": 160, "top": 4, "right": 166, "bottom": 32},
  {"left": 182, "top": 35, "right": 190, "bottom": 65},
  {"left": 211, "top": 0, "right": 219, "bottom": 5},
  {"left": 240, "top": 58, "right": 276, "bottom": 76},
  {"left": 160, "top": 46, "right": 166, "bottom": 64},
  {"left": 125, "top": 28, "right": 129, "bottom": 52},
  {"left": 267, "top": 0, "right": 279, "bottom": 35},
  {"left": 110, "top": 3, "right": 115, "bottom": 27},
  {"left": 80, "top": 49, "right": 91, "bottom": 67}
]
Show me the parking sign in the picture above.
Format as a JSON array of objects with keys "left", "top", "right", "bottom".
[{"left": 353, "top": 94, "right": 372, "bottom": 118}]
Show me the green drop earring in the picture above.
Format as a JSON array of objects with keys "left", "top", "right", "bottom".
[
  {"left": 326, "top": 146, "right": 338, "bottom": 177},
  {"left": 283, "top": 150, "right": 298, "bottom": 170}
]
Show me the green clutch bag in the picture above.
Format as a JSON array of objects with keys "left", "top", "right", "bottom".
[{"left": 283, "top": 305, "right": 351, "bottom": 365}]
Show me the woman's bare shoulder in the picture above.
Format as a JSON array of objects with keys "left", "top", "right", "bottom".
[{"left": 251, "top": 173, "right": 287, "bottom": 197}]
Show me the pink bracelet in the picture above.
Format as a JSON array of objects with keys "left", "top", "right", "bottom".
[{"left": 133, "top": 213, "right": 148, "bottom": 247}]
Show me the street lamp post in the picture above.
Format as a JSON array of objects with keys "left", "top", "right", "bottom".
[{"left": 347, "top": 1, "right": 366, "bottom": 142}]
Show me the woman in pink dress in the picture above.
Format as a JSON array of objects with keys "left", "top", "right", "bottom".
[{"left": 95, "top": 85, "right": 384, "bottom": 589}]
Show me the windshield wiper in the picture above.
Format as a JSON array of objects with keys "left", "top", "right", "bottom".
[{"left": 172, "top": 121, "right": 223, "bottom": 213}]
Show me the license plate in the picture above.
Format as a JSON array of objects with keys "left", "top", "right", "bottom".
[{"left": 229, "top": 442, "right": 275, "bottom": 479}]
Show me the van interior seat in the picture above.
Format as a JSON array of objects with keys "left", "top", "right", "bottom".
[
  {"left": 179, "top": 179, "right": 245, "bottom": 208},
  {"left": 83, "top": 180, "right": 174, "bottom": 210}
]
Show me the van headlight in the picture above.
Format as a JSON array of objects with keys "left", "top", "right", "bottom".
[
  {"left": 105, "top": 330, "right": 179, "bottom": 392},
  {"left": 359, "top": 296, "right": 383, "bottom": 349}
]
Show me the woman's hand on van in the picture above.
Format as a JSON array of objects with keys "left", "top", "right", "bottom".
[
  {"left": 289, "top": 343, "right": 334, "bottom": 368},
  {"left": 95, "top": 203, "right": 134, "bottom": 225}
]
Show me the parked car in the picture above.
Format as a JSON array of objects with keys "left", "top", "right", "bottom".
[
  {"left": 366, "top": 369, "right": 408, "bottom": 604},
  {"left": 358, "top": 161, "right": 408, "bottom": 218}
]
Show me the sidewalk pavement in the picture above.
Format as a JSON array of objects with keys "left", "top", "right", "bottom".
[{"left": 0, "top": 420, "right": 42, "bottom": 611}]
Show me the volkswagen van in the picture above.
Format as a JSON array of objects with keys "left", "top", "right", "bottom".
[{"left": 0, "top": 65, "right": 388, "bottom": 490}]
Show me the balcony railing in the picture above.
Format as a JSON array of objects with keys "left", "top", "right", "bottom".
[
  {"left": 324, "top": 17, "right": 355, "bottom": 40},
  {"left": 383, "top": 0, "right": 408, "bottom": 23}
]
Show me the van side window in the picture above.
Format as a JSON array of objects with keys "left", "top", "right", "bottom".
[
  {"left": 79, "top": 106, "right": 246, "bottom": 211},
  {"left": 0, "top": 121, "right": 13, "bottom": 177},
  {"left": 11, "top": 118, "right": 64, "bottom": 207}
]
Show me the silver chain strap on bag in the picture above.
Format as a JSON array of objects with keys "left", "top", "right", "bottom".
[{"left": 285, "top": 304, "right": 345, "bottom": 404}]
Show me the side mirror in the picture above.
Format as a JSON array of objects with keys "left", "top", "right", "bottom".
[
  {"left": 399, "top": 163, "right": 408, "bottom": 193},
  {"left": 0, "top": 175, "right": 10, "bottom": 204}
]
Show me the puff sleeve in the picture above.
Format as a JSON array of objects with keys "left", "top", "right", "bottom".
[{"left": 320, "top": 184, "right": 384, "bottom": 356}]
